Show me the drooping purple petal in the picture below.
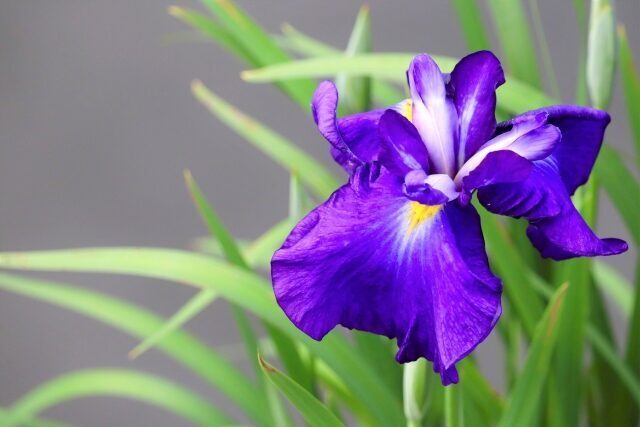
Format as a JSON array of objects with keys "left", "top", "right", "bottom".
[
  {"left": 378, "top": 109, "right": 429, "bottom": 176},
  {"left": 311, "top": 81, "right": 384, "bottom": 172},
  {"left": 458, "top": 150, "right": 533, "bottom": 205},
  {"left": 478, "top": 159, "right": 628, "bottom": 259},
  {"left": 448, "top": 51, "right": 505, "bottom": 165},
  {"left": 495, "top": 105, "right": 611, "bottom": 195},
  {"left": 271, "top": 169, "right": 502, "bottom": 384},
  {"left": 407, "top": 54, "right": 458, "bottom": 176}
]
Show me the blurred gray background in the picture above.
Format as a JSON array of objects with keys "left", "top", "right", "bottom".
[{"left": 0, "top": 1, "right": 637, "bottom": 425}]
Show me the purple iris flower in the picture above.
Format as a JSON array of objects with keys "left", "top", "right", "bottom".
[{"left": 271, "top": 51, "right": 628, "bottom": 385}]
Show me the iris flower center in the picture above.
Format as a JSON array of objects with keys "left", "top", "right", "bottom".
[{"left": 407, "top": 201, "right": 441, "bottom": 234}]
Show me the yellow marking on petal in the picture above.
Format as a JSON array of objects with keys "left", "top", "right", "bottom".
[
  {"left": 402, "top": 99, "right": 413, "bottom": 122},
  {"left": 407, "top": 201, "right": 441, "bottom": 235}
]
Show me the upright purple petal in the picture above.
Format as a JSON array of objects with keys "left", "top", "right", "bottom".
[
  {"left": 495, "top": 105, "right": 611, "bottom": 195},
  {"left": 271, "top": 170, "right": 501, "bottom": 384},
  {"left": 407, "top": 54, "right": 458, "bottom": 175},
  {"left": 312, "top": 81, "right": 384, "bottom": 172},
  {"left": 478, "top": 159, "right": 628, "bottom": 259},
  {"left": 378, "top": 109, "right": 429, "bottom": 176},
  {"left": 448, "top": 51, "right": 505, "bottom": 165}
]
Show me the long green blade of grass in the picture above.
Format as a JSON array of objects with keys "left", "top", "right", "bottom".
[
  {"left": 277, "top": 24, "right": 403, "bottom": 106},
  {"left": 168, "top": 6, "right": 252, "bottom": 63},
  {"left": 618, "top": 24, "right": 640, "bottom": 166},
  {"left": 593, "top": 260, "right": 633, "bottom": 318},
  {"left": 335, "top": 5, "right": 372, "bottom": 114},
  {"left": 0, "top": 409, "right": 70, "bottom": 427},
  {"left": 199, "top": 0, "right": 316, "bottom": 109},
  {"left": 450, "top": 0, "right": 491, "bottom": 51},
  {"left": 486, "top": 0, "right": 542, "bottom": 88},
  {"left": 593, "top": 146, "right": 640, "bottom": 246},
  {"left": 530, "top": 272, "right": 640, "bottom": 407},
  {"left": 191, "top": 80, "right": 339, "bottom": 199},
  {"left": 0, "top": 249, "right": 404, "bottom": 426},
  {"left": 0, "top": 272, "right": 270, "bottom": 426},
  {"left": 239, "top": 53, "right": 555, "bottom": 113},
  {"left": 497, "top": 283, "right": 569, "bottom": 427},
  {"left": 259, "top": 356, "right": 345, "bottom": 427},
  {"left": 2, "top": 369, "right": 230, "bottom": 427}
]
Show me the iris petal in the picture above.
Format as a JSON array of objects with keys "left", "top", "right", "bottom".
[
  {"left": 271, "top": 169, "right": 502, "bottom": 384},
  {"left": 478, "top": 160, "right": 628, "bottom": 259},
  {"left": 311, "top": 81, "right": 383, "bottom": 172},
  {"left": 448, "top": 51, "right": 505, "bottom": 165},
  {"left": 495, "top": 105, "right": 610, "bottom": 195},
  {"left": 378, "top": 109, "right": 429, "bottom": 176},
  {"left": 407, "top": 54, "right": 458, "bottom": 175}
]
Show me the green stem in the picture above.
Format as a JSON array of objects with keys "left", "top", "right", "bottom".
[{"left": 444, "top": 385, "right": 461, "bottom": 427}]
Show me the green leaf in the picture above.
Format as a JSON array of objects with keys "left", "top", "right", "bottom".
[
  {"left": 128, "top": 288, "right": 218, "bottom": 359},
  {"left": 0, "top": 409, "right": 70, "bottom": 427},
  {"left": 279, "top": 23, "right": 336, "bottom": 56},
  {"left": 478, "top": 210, "right": 544, "bottom": 338},
  {"left": 335, "top": 5, "right": 372, "bottom": 114},
  {"left": 618, "top": 24, "right": 640, "bottom": 164},
  {"left": 527, "top": 0, "right": 561, "bottom": 98},
  {"left": 185, "top": 170, "right": 248, "bottom": 267},
  {"left": 193, "top": 219, "right": 292, "bottom": 271},
  {"left": 549, "top": 259, "right": 590, "bottom": 427},
  {"left": 593, "top": 146, "right": 640, "bottom": 246},
  {"left": 458, "top": 360, "right": 503, "bottom": 424},
  {"left": 497, "top": 283, "right": 570, "bottom": 427},
  {"left": 0, "top": 250, "right": 404, "bottom": 426},
  {"left": 2, "top": 369, "right": 230, "bottom": 427},
  {"left": 486, "top": 0, "right": 541, "bottom": 88},
  {"left": 191, "top": 80, "right": 339, "bottom": 199},
  {"left": 240, "top": 53, "right": 557, "bottom": 115},
  {"left": 450, "top": 0, "right": 491, "bottom": 51},
  {"left": 199, "top": 0, "right": 316, "bottom": 109},
  {"left": 259, "top": 356, "right": 345, "bottom": 427},
  {"left": 242, "top": 53, "right": 456, "bottom": 81},
  {"left": 403, "top": 359, "right": 428, "bottom": 425},
  {"left": 587, "top": 2, "right": 616, "bottom": 109},
  {"left": 183, "top": 170, "right": 265, "bottom": 392},
  {"left": 529, "top": 272, "right": 640, "bottom": 409},
  {"left": 444, "top": 385, "right": 463, "bottom": 427},
  {"left": 593, "top": 260, "right": 633, "bottom": 318},
  {"left": 168, "top": 6, "right": 252, "bottom": 63},
  {"left": 0, "top": 272, "right": 271, "bottom": 426},
  {"left": 277, "top": 24, "right": 403, "bottom": 106}
]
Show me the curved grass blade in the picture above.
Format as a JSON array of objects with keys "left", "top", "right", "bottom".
[
  {"left": 168, "top": 6, "right": 252, "bottom": 63},
  {"left": 593, "top": 146, "right": 640, "bottom": 246},
  {"left": 0, "top": 250, "right": 404, "bottom": 426},
  {"left": 335, "top": 5, "right": 372, "bottom": 114},
  {"left": 258, "top": 356, "right": 345, "bottom": 427},
  {"left": 199, "top": 0, "right": 315, "bottom": 109},
  {"left": 450, "top": 0, "right": 491, "bottom": 51},
  {"left": 0, "top": 272, "right": 270, "bottom": 426},
  {"left": 593, "top": 260, "right": 633, "bottom": 318},
  {"left": 529, "top": 272, "right": 640, "bottom": 407},
  {"left": 497, "top": 283, "right": 570, "bottom": 427},
  {"left": 128, "top": 288, "right": 218, "bottom": 359},
  {"left": 239, "top": 53, "right": 556, "bottom": 114},
  {"left": 0, "top": 409, "right": 70, "bottom": 427},
  {"left": 277, "top": 24, "right": 403, "bottom": 106},
  {"left": 241, "top": 53, "right": 455, "bottom": 81},
  {"left": 486, "top": 0, "right": 541, "bottom": 88},
  {"left": 618, "top": 24, "right": 640, "bottom": 165},
  {"left": 2, "top": 369, "right": 230, "bottom": 427},
  {"left": 191, "top": 80, "right": 339, "bottom": 199}
]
